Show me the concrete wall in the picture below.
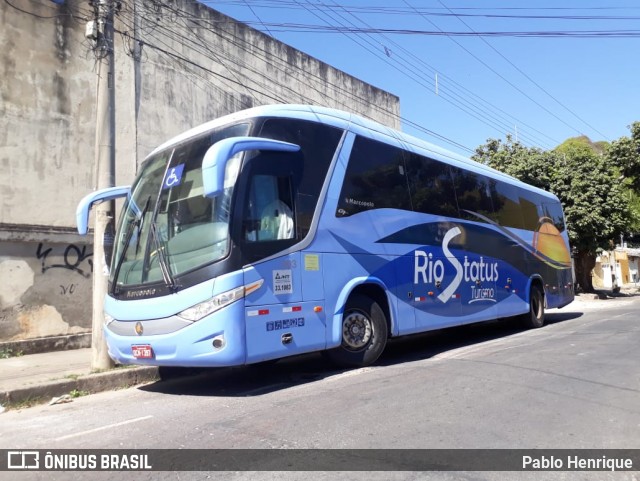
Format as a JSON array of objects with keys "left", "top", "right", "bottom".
[
  {"left": 0, "top": 228, "right": 92, "bottom": 341},
  {"left": 0, "top": 0, "right": 95, "bottom": 227},
  {"left": 0, "top": 0, "right": 400, "bottom": 343},
  {"left": 122, "top": 0, "right": 400, "bottom": 164},
  {"left": 0, "top": 0, "right": 96, "bottom": 343}
]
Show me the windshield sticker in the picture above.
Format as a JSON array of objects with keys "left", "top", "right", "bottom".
[
  {"left": 304, "top": 254, "right": 320, "bottom": 271},
  {"left": 162, "top": 164, "right": 185, "bottom": 190},
  {"left": 273, "top": 269, "right": 293, "bottom": 295}
]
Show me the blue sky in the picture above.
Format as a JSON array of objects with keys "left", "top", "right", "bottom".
[{"left": 206, "top": 1, "right": 639, "bottom": 156}]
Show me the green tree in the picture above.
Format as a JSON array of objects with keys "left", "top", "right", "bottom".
[
  {"left": 473, "top": 136, "right": 631, "bottom": 292},
  {"left": 606, "top": 122, "right": 640, "bottom": 237},
  {"left": 474, "top": 135, "right": 554, "bottom": 190},
  {"left": 556, "top": 135, "right": 608, "bottom": 156},
  {"left": 607, "top": 122, "right": 640, "bottom": 190}
]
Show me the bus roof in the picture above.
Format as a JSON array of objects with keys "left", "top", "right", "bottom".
[{"left": 148, "top": 104, "right": 558, "bottom": 201}]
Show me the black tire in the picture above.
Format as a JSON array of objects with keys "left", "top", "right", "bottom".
[
  {"left": 325, "top": 293, "right": 388, "bottom": 368},
  {"left": 521, "top": 285, "right": 545, "bottom": 328}
]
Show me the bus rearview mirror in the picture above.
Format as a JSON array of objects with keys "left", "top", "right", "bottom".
[
  {"left": 76, "top": 185, "right": 131, "bottom": 235},
  {"left": 202, "top": 136, "right": 300, "bottom": 198}
]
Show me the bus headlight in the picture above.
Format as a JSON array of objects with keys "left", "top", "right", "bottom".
[
  {"left": 178, "top": 286, "right": 245, "bottom": 321},
  {"left": 104, "top": 313, "right": 115, "bottom": 326}
]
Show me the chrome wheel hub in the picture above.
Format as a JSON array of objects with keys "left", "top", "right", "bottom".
[{"left": 342, "top": 311, "right": 372, "bottom": 350}]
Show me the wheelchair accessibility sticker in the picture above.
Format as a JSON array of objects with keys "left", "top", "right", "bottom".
[{"left": 163, "top": 164, "right": 185, "bottom": 189}]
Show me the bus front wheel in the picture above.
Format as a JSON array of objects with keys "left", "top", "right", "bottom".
[
  {"left": 326, "top": 293, "right": 388, "bottom": 368},
  {"left": 521, "top": 285, "right": 545, "bottom": 328}
]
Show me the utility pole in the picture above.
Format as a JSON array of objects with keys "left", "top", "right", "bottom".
[{"left": 91, "top": 0, "right": 116, "bottom": 371}]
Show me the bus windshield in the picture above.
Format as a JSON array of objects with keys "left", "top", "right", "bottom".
[{"left": 110, "top": 123, "right": 250, "bottom": 291}]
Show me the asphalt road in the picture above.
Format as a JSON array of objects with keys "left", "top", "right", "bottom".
[{"left": 1, "top": 296, "right": 639, "bottom": 481}]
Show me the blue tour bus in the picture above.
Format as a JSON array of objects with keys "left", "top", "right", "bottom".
[{"left": 77, "top": 104, "right": 574, "bottom": 368}]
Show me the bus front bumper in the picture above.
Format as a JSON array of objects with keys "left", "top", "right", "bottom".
[{"left": 103, "top": 301, "right": 247, "bottom": 367}]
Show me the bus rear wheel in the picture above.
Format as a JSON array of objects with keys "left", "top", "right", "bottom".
[
  {"left": 521, "top": 285, "right": 545, "bottom": 328},
  {"left": 326, "top": 293, "right": 388, "bottom": 368}
]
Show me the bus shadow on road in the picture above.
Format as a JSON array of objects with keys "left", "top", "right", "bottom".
[
  {"left": 378, "top": 310, "right": 583, "bottom": 366},
  {"left": 139, "top": 310, "right": 583, "bottom": 398},
  {"left": 545, "top": 310, "right": 585, "bottom": 325},
  {"left": 138, "top": 353, "right": 344, "bottom": 398}
]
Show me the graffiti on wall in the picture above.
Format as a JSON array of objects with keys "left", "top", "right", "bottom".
[
  {"left": 36, "top": 243, "right": 93, "bottom": 279},
  {"left": 59, "top": 284, "right": 78, "bottom": 295}
]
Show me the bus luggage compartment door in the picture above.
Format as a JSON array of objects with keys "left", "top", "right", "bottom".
[{"left": 243, "top": 300, "right": 326, "bottom": 363}]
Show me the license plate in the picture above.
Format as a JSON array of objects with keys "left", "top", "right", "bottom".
[{"left": 131, "top": 345, "right": 154, "bottom": 359}]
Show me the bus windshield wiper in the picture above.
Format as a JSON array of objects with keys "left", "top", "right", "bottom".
[
  {"left": 150, "top": 221, "right": 178, "bottom": 292},
  {"left": 112, "top": 197, "right": 148, "bottom": 295},
  {"left": 135, "top": 197, "right": 151, "bottom": 256}
]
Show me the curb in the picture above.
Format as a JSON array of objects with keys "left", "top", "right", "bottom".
[
  {"left": 0, "top": 334, "right": 92, "bottom": 356},
  {"left": 0, "top": 366, "right": 159, "bottom": 409}
]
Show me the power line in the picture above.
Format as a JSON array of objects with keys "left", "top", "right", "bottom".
[
  {"left": 4, "top": 0, "right": 92, "bottom": 21},
  {"left": 208, "top": 1, "right": 640, "bottom": 16},
  {"left": 7, "top": 0, "right": 486, "bottom": 154},
  {"left": 119, "top": 0, "right": 476, "bottom": 153},
  {"left": 116, "top": 6, "right": 257, "bottom": 111},
  {"left": 145, "top": 0, "right": 635, "bottom": 148},
  {"left": 323, "top": 0, "right": 559, "bottom": 148},
  {"left": 230, "top": 22, "right": 640, "bottom": 38},
  {"left": 4, "top": 0, "right": 67, "bottom": 19},
  {"left": 292, "top": 0, "right": 489, "bottom": 150},
  {"left": 436, "top": 0, "right": 611, "bottom": 141},
  {"left": 402, "top": 0, "right": 588, "bottom": 139},
  {"left": 243, "top": 0, "right": 275, "bottom": 37},
  {"left": 215, "top": 0, "right": 636, "bottom": 145},
  {"left": 115, "top": 6, "right": 286, "bottom": 104},
  {"left": 290, "top": 0, "right": 553, "bottom": 149}
]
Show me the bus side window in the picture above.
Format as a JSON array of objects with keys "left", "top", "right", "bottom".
[
  {"left": 491, "top": 181, "right": 524, "bottom": 230},
  {"left": 244, "top": 174, "right": 295, "bottom": 242},
  {"left": 519, "top": 190, "right": 541, "bottom": 231},
  {"left": 258, "top": 117, "right": 342, "bottom": 238},
  {"left": 540, "top": 202, "right": 566, "bottom": 232},
  {"left": 451, "top": 169, "right": 495, "bottom": 223},
  {"left": 336, "top": 136, "right": 411, "bottom": 217},
  {"left": 405, "top": 153, "right": 458, "bottom": 218}
]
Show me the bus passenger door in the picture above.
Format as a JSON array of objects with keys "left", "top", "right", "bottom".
[
  {"left": 235, "top": 150, "right": 325, "bottom": 363},
  {"left": 237, "top": 160, "right": 328, "bottom": 363}
]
